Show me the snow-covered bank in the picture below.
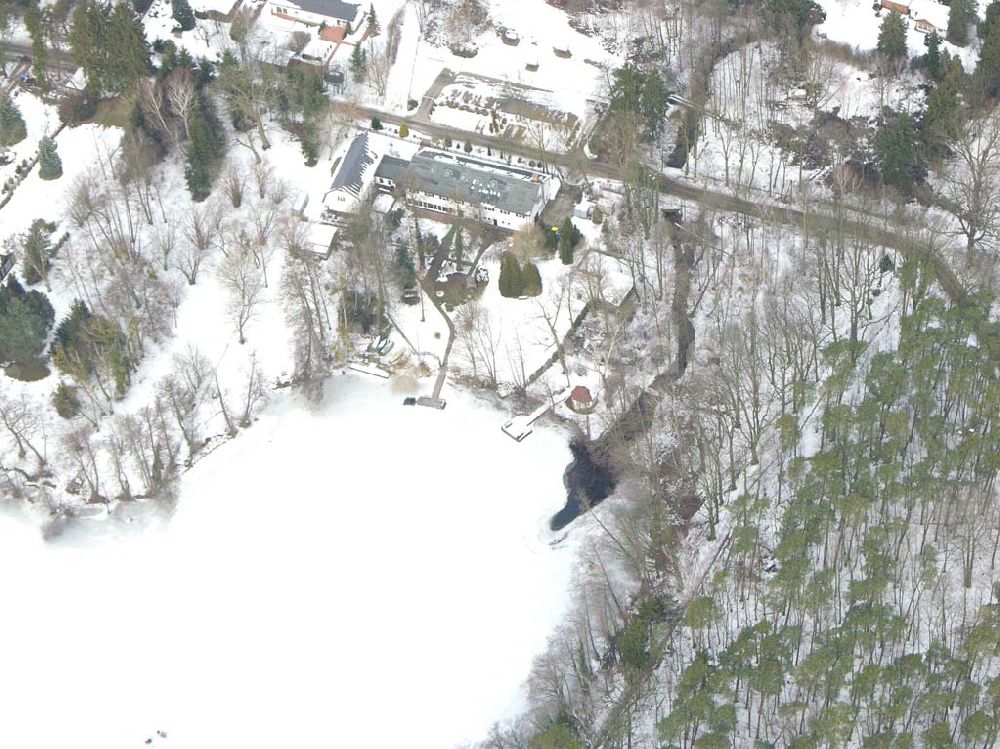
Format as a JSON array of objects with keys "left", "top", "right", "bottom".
[{"left": 0, "top": 375, "right": 589, "bottom": 749}]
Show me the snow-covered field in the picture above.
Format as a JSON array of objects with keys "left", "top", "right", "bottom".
[{"left": 0, "top": 375, "right": 589, "bottom": 749}]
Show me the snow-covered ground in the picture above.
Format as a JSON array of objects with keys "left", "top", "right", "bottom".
[
  {"left": 816, "top": 0, "right": 979, "bottom": 68},
  {"left": 0, "top": 375, "right": 590, "bottom": 749}
]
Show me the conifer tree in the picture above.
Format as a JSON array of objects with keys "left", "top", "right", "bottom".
[
  {"left": 69, "top": 0, "right": 110, "bottom": 91},
  {"left": 521, "top": 261, "right": 542, "bottom": 297},
  {"left": 172, "top": 0, "right": 196, "bottom": 32},
  {"left": 0, "top": 275, "right": 55, "bottom": 370},
  {"left": 877, "top": 11, "right": 908, "bottom": 64},
  {"left": 37, "top": 136, "right": 62, "bottom": 181},
  {"left": 0, "top": 94, "right": 27, "bottom": 146},
  {"left": 105, "top": 1, "right": 150, "bottom": 94},
  {"left": 558, "top": 217, "right": 581, "bottom": 265},
  {"left": 948, "top": 0, "right": 977, "bottom": 45},
  {"left": 876, "top": 111, "right": 924, "bottom": 193},
  {"left": 393, "top": 243, "right": 416, "bottom": 288},
  {"left": 924, "top": 31, "right": 942, "bottom": 81},
  {"left": 23, "top": 1, "right": 49, "bottom": 91},
  {"left": 349, "top": 44, "right": 367, "bottom": 83},
  {"left": 498, "top": 251, "right": 523, "bottom": 298},
  {"left": 185, "top": 98, "right": 225, "bottom": 200},
  {"left": 977, "top": 4, "right": 1000, "bottom": 98},
  {"left": 20, "top": 219, "right": 55, "bottom": 287}
]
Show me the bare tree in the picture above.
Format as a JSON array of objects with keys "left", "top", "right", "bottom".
[
  {"left": 166, "top": 66, "right": 198, "bottom": 141},
  {"left": 940, "top": 108, "right": 1000, "bottom": 259},
  {"left": 218, "top": 243, "right": 265, "bottom": 344},
  {"left": 223, "top": 162, "right": 249, "bottom": 208},
  {"left": 0, "top": 390, "right": 48, "bottom": 474},
  {"left": 175, "top": 200, "right": 224, "bottom": 284},
  {"left": 367, "top": 38, "right": 392, "bottom": 97},
  {"left": 281, "top": 254, "right": 333, "bottom": 398}
]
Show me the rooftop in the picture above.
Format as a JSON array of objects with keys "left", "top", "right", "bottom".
[
  {"left": 329, "top": 132, "right": 374, "bottom": 198},
  {"left": 375, "top": 155, "right": 409, "bottom": 185},
  {"left": 282, "top": 0, "right": 361, "bottom": 21},
  {"left": 404, "top": 152, "right": 545, "bottom": 216}
]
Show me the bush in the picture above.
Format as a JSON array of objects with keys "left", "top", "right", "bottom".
[
  {"left": 53, "top": 382, "right": 82, "bottom": 419},
  {"left": 398, "top": 122, "right": 409, "bottom": 138},
  {"left": 58, "top": 90, "right": 99, "bottom": 126},
  {"left": 521, "top": 261, "right": 542, "bottom": 296}
]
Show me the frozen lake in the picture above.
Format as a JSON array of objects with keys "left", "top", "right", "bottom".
[{"left": 0, "top": 376, "right": 584, "bottom": 749}]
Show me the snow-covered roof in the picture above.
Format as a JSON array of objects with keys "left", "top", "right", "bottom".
[{"left": 909, "top": 0, "right": 948, "bottom": 32}]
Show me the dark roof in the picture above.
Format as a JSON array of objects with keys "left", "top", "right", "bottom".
[
  {"left": 330, "top": 132, "right": 374, "bottom": 198},
  {"left": 403, "top": 152, "right": 544, "bottom": 216},
  {"left": 288, "top": 0, "right": 360, "bottom": 21},
  {"left": 375, "top": 155, "right": 409, "bottom": 184}
]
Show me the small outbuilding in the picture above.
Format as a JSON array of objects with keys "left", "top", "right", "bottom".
[{"left": 566, "top": 385, "right": 597, "bottom": 414}]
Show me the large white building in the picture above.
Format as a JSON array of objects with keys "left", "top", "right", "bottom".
[{"left": 375, "top": 150, "right": 556, "bottom": 231}]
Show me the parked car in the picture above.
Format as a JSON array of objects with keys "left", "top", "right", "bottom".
[{"left": 367, "top": 336, "right": 393, "bottom": 357}]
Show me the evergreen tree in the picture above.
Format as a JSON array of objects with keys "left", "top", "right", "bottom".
[
  {"left": 453, "top": 230, "right": 464, "bottom": 265},
  {"left": 498, "top": 251, "right": 523, "bottom": 298},
  {"left": 921, "top": 63, "right": 963, "bottom": 154},
  {"left": 172, "top": 0, "right": 196, "bottom": 32},
  {"left": 764, "top": 0, "right": 826, "bottom": 47},
  {"left": 367, "top": 6, "right": 377, "bottom": 33},
  {"left": 977, "top": 5, "right": 1000, "bottom": 98},
  {"left": 877, "top": 11, "right": 908, "bottom": 64},
  {"left": 609, "top": 64, "right": 670, "bottom": 138},
  {"left": 924, "top": 31, "right": 942, "bottom": 81},
  {"left": 0, "top": 94, "right": 27, "bottom": 146},
  {"left": 69, "top": 0, "right": 110, "bottom": 91},
  {"left": 948, "top": 0, "right": 977, "bottom": 46},
  {"left": 300, "top": 122, "right": 319, "bottom": 165},
  {"left": 399, "top": 122, "right": 409, "bottom": 138},
  {"left": 184, "top": 98, "right": 225, "bottom": 200},
  {"left": 0, "top": 275, "right": 55, "bottom": 369},
  {"left": 37, "top": 136, "right": 63, "bottom": 180},
  {"left": 20, "top": 219, "right": 55, "bottom": 286},
  {"left": 349, "top": 44, "right": 367, "bottom": 83},
  {"left": 392, "top": 243, "right": 416, "bottom": 288},
  {"left": 23, "top": 1, "right": 49, "bottom": 91},
  {"left": 521, "top": 261, "right": 542, "bottom": 297},
  {"left": 558, "top": 217, "right": 582, "bottom": 265},
  {"left": 875, "top": 111, "right": 924, "bottom": 193},
  {"left": 104, "top": 1, "right": 150, "bottom": 94}
]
